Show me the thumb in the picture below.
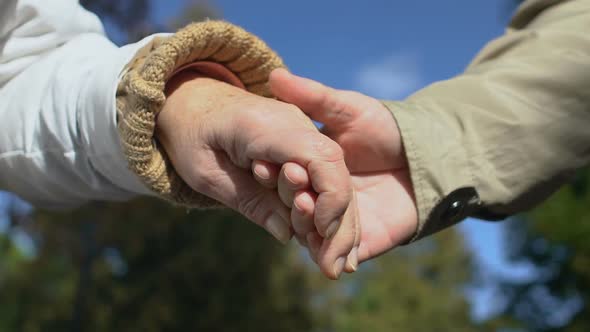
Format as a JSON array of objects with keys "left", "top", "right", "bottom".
[{"left": 269, "top": 68, "right": 359, "bottom": 131}]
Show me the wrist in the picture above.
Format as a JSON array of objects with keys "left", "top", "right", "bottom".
[
  {"left": 158, "top": 76, "right": 226, "bottom": 143},
  {"left": 116, "top": 21, "right": 285, "bottom": 208},
  {"left": 376, "top": 100, "right": 408, "bottom": 170},
  {"left": 157, "top": 75, "right": 253, "bottom": 154},
  {"left": 170, "top": 62, "right": 245, "bottom": 89},
  {"left": 163, "top": 70, "right": 205, "bottom": 97}
]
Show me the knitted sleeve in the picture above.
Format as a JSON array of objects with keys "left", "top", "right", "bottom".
[{"left": 116, "top": 21, "right": 285, "bottom": 207}]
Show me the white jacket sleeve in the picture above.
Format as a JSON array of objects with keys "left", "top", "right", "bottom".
[
  {"left": 0, "top": 1, "right": 286, "bottom": 210},
  {"left": 0, "top": 0, "right": 154, "bottom": 208}
]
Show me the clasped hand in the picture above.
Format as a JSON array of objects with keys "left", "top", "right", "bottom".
[{"left": 156, "top": 68, "right": 418, "bottom": 279}]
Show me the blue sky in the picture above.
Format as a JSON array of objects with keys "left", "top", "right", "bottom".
[
  {"left": 151, "top": 0, "right": 514, "bottom": 93},
  {"left": 146, "top": 0, "right": 529, "bottom": 320}
]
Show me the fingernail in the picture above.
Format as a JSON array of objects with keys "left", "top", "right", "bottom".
[
  {"left": 293, "top": 200, "right": 304, "bottom": 214},
  {"left": 333, "top": 257, "right": 346, "bottom": 279},
  {"left": 266, "top": 213, "right": 291, "bottom": 245},
  {"left": 347, "top": 247, "right": 359, "bottom": 272},
  {"left": 325, "top": 221, "right": 340, "bottom": 239},
  {"left": 253, "top": 163, "right": 270, "bottom": 180}
]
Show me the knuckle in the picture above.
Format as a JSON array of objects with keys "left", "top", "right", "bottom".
[
  {"left": 315, "top": 193, "right": 350, "bottom": 228},
  {"left": 340, "top": 90, "right": 365, "bottom": 100},
  {"left": 232, "top": 101, "right": 276, "bottom": 130},
  {"left": 234, "top": 110, "right": 265, "bottom": 133},
  {"left": 332, "top": 192, "right": 352, "bottom": 217},
  {"left": 316, "top": 86, "right": 333, "bottom": 108},
  {"left": 313, "top": 136, "right": 344, "bottom": 162},
  {"left": 284, "top": 103, "right": 302, "bottom": 114},
  {"left": 323, "top": 185, "right": 349, "bottom": 203},
  {"left": 338, "top": 189, "right": 353, "bottom": 206}
]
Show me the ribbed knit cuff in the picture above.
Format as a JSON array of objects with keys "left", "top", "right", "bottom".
[{"left": 116, "top": 21, "right": 285, "bottom": 207}]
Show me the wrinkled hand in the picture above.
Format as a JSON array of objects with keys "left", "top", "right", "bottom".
[
  {"left": 155, "top": 71, "right": 358, "bottom": 279},
  {"left": 258, "top": 69, "right": 418, "bottom": 265}
]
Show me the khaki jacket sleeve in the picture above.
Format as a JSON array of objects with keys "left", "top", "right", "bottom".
[
  {"left": 116, "top": 21, "right": 285, "bottom": 208},
  {"left": 384, "top": 0, "right": 590, "bottom": 241}
]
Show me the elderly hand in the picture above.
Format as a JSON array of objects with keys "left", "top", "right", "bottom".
[
  {"left": 255, "top": 69, "right": 418, "bottom": 268},
  {"left": 155, "top": 71, "right": 359, "bottom": 279}
]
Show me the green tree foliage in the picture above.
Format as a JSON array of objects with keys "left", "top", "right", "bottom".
[
  {"left": 0, "top": 200, "right": 496, "bottom": 332},
  {"left": 496, "top": 170, "right": 590, "bottom": 331},
  {"left": 323, "top": 230, "right": 509, "bottom": 332},
  {"left": 0, "top": 199, "right": 316, "bottom": 331},
  {"left": 529, "top": 170, "right": 590, "bottom": 330}
]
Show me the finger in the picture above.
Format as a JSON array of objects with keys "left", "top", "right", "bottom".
[
  {"left": 269, "top": 68, "right": 360, "bottom": 131},
  {"left": 317, "top": 193, "right": 358, "bottom": 280},
  {"left": 344, "top": 191, "right": 361, "bottom": 273},
  {"left": 200, "top": 150, "right": 293, "bottom": 244},
  {"left": 252, "top": 160, "right": 280, "bottom": 189},
  {"left": 344, "top": 247, "right": 359, "bottom": 274},
  {"left": 291, "top": 190, "right": 316, "bottom": 236},
  {"left": 245, "top": 131, "right": 352, "bottom": 239},
  {"left": 295, "top": 234, "right": 308, "bottom": 248},
  {"left": 278, "top": 162, "right": 311, "bottom": 208},
  {"left": 307, "top": 232, "right": 322, "bottom": 265}
]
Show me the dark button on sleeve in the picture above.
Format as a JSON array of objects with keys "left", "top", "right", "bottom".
[
  {"left": 417, "top": 187, "right": 482, "bottom": 239},
  {"left": 441, "top": 200, "right": 465, "bottom": 222}
]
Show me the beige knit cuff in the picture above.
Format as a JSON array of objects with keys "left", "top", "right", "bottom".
[{"left": 116, "top": 21, "right": 285, "bottom": 207}]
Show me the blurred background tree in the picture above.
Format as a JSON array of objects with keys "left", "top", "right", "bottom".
[
  {"left": 328, "top": 230, "right": 516, "bottom": 332},
  {"left": 491, "top": 169, "right": 590, "bottom": 332},
  {"left": 0, "top": 1, "right": 587, "bottom": 332}
]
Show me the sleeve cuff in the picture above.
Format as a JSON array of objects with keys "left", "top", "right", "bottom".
[
  {"left": 170, "top": 61, "right": 246, "bottom": 89},
  {"left": 116, "top": 21, "right": 286, "bottom": 207},
  {"left": 382, "top": 100, "right": 480, "bottom": 241},
  {"left": 78, "top": 34, "right": 163, "bottom": 199}
]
